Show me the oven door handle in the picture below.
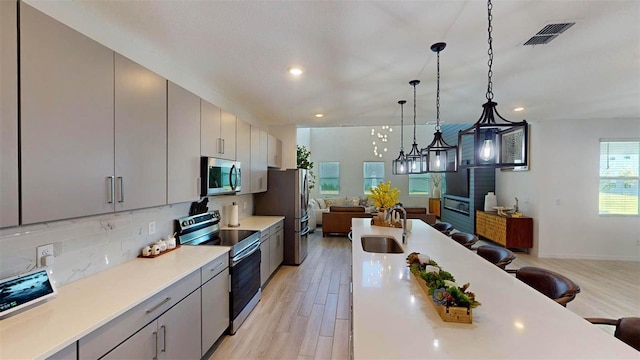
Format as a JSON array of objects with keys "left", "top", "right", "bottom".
[{"left": 231, "top": 241, "right": 260, "bottom": 266}]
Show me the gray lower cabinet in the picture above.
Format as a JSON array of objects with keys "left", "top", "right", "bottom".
[
  {"left": 260, "top": 233, "right": 270, "bottom": 287},
  {"left": 0, "top": 0, "right": 19, "bottom": 227},
  {"left": 201, "top": 260, "right": 230, "bottom": 356},
  {"left": 45, "top": 342, "right": 77, "bottom": 360},
  {"left": 260, "top": 220, "right": 284, "bottom": 287},
  {"left": 103, "top": 289, "right": 201, "bottom": 360},
  {"left": 269, "top": 223, "right": 284, "bottom": 275}
]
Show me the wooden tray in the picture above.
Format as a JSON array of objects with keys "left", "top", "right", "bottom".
[
  {"left": 370, "top": 218, "right": 403, "bottom": 228},
  {"left": 411, "top": 272, "right": 473, "bottom": 324},
  {"left": 138, "top": 244, "right": 181, "bottom": 258}
]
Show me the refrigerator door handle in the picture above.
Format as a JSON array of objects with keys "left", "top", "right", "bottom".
[{"left": 300, "top": 226, "right": 310, "bottom": 237}]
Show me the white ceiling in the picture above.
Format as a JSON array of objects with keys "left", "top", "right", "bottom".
[{"left": 25, "top": 0, "right": 640, "bottom": 128}]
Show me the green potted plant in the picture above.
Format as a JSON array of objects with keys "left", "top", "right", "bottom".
[{"left": 297, "top": 145, "right": 316, "bottom": 190}]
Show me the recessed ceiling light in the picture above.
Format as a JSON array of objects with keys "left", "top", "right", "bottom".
[
  {"left": 513, "top": 107, "right": 524, "bottom": 112},
  {"left": 314, "top": 113, "right": 324, "bottom": 118},
  {"left": 288, "top": 66, "right": 303, "bottom": 75}
]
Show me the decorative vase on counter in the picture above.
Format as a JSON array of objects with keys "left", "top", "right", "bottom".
[
  {"left": 378, "top": 208, "right": 387, "bottom": 222},
  {"left": 432, "top": 187, "right": 441, "bottom": 199}
]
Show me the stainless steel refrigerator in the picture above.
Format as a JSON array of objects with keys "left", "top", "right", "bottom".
[{"left": 254, "top": 168, "right": 310, "bottom": 265}]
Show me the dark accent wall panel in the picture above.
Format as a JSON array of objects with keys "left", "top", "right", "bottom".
[{"left": 439, "top": 124, "right": 495, "bottom": 234}]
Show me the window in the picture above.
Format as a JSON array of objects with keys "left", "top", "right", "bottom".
[
  {"left": 408, "top": 173, "right": 431, "bottom": 196},
  {"left": 599, "top": 140, "right": 639, "bottom": 215},
  {"left": 319, "top": 161, "right": 340, "bottom": 194},
  {"left": 363, "top": 162, "right": 384, "bottom": 194}
]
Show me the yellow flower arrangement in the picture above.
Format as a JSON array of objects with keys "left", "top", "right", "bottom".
[{"left": 368, "top": 181, "right": 401, "bottom": 209}]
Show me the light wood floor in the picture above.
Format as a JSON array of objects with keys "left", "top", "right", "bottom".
[{"left": 210, "top": 229, "right": 640, "bottom": 359}]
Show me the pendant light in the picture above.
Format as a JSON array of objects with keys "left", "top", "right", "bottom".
[
  {"left": 421, "top": 42, "right": 458, "bottom": 173},
  {"left": 458, "top": 0, "right": 529, "bottom": 168},
  {"left": 392, "top": 100, "right": 409, "bottom": 175},
  {"left": 406, "top": 80, "right": 425, "bottom": 174}
]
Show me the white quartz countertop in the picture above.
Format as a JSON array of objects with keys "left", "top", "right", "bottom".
[
  {"left": 221, "top": 215, "right": 284, "bottom": 232},
  {"left": 0, "top": 245, "right": 229, "bottom": 360},
  {"left": 351, "top": 218, "right": 638, "bottom": 359}
]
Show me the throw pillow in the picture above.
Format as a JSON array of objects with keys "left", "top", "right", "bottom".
[
  {"left": 346, "top": 197, "right": 360, "bottom": 206},
  {"left": 324, "top": 198, "right": 340, "bottom": 208},
  {"left": 359, "top": 196, "right": 369, "bottom": 207},
  {"left": 316, "top": 198, "right": 326, "bottom": 209}
]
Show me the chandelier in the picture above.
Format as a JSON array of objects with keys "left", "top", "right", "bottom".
[
  {"left": 392, "top": 100, "right": 408, "bottom": 175},
  {"left": 421, "top": 42, "right": 458, "bottom": 173},
  {"left": 458, "top": 0, "right": 529, "bottom": 168}
]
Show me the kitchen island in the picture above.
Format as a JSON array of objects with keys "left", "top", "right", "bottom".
[{"left": 351, "top": 218, "right": 637, "bottom": 359}]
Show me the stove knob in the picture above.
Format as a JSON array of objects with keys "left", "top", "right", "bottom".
[
  {"left": 189, "top": 219, "right": 195, "bottom": 225},
  {"left": 182, "top": 221, "right": 188, "bottom": 226}
]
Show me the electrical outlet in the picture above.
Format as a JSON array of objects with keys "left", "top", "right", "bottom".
[
  {"left": 36, "top": 244, "right": 54, "bottom": 268},
  {"left": 148, "top": 221, "right": 156, "bottom": 235}
]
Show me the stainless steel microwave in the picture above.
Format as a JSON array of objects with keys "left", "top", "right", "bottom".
[{"left": 201, "top": 157, "right": 241, "bottom": 196}]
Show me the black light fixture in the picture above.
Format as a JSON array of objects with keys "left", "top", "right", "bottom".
[
  {"left": 458, "top": 0, "right": 529, "bottom": 168},
  {"left": 406, "top": 80, "right": 425, "bottom": 174},
  {"left": 392, "top": 100, "right": 409, "bottom": 175},
  {"left": 421, "top": 42, "right": 458, "bottom": 173}
]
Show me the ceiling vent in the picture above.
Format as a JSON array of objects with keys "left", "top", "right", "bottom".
[{"left": 523, "top": 22, "right": 575, "bottom": 46}]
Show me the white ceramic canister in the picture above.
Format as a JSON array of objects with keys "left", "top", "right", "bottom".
[
  {"left": 166, "top": 236, "right": 177, "bottom": 250},
  {"left": 484, "top": 192, "right": 497, "bottom": 212}
]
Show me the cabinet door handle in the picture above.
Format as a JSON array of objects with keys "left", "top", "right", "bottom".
[
  {"left": 152, "top": 331, "right": 158, "bottom": 360},
  {"left": 146, "top": 297, "right": 171, "bottom": 314},
  {"left": 221, "top": 138, "right": 225, "bottom": 154},
  {"left": 107, "top": 176, "right": 115, "bottom": 204},
  {"left": 160, "top": 325, "right": 167, "bottom": 353},
  {"left": 117, "top": 176, "right": 124, "bottom": 203},
  {"left": 228, "top": 273, "right": 232, "bottom": 293}
]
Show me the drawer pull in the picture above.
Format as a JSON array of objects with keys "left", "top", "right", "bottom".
[
  {"left": 146, "top": 297, "right": 171, "bottom": 314},
  {"left": 210, "top": 262, "right": 224, "bottom": 271}
]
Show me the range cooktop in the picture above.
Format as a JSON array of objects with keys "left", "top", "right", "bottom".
[{"left": 176, "top": 211, "right": 260, "bottom": 257}]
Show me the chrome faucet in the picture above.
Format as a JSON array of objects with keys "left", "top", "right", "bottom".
[{"left": 385, "top": 204, "right": 407, "bottom": 243}]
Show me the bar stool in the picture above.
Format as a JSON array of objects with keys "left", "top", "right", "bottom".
[
  {"left": 515, "top": 266, "right": 581, "bottom": 307},
  {"left": 476, "top": 245, "right": 516, "bottom": 270},
  {"left": 431, "top": 222, "right": 454, "bottom": 235},
  {"left": 584, "top": 317, "right": 640, "bottom": 351},
  {"left": 450, "top": 232, "right": 478, "bottom": 250}
]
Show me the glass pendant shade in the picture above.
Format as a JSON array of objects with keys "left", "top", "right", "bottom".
[
  {"left": 458, "top": 0, "right": 529, "bottom": 169},
  {"left": 458, "top": 103, "right": 528, "bottom": 168},
  {"left": 392, "top": 100, "right": 409, "bottom": 175},
  {"left": 423, "top": 131, "right": 458, "bottom": 172},
  {"left": 421, "top": 42, "right": 458, "bottom": 173},
  {"left": 406, "top": 80, "right": 425, "bottom": 174}
]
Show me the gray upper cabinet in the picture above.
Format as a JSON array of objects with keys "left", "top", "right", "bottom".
[
  {"left": 0, "top": 1, "right": 19, "bottom": 228},
  {"left": 236, "top": 118, "right": 251, "bottom": 195},
  {"left": 20, "top": 3, "right": 115, "bottom": 224},
  {"left": 267, "top": 134, "right": 282, "bottom": 168},
  {"left": 114, "top": 54, "right": 167, "bottom": 211},
  {"left": 201, "top": 100, "right": 222, "bottom": 157},
  {"left": 167, "top": 82, "right": 201, "bottom": 204},
  {"left": 201, "top": 100, "right": 236, "bottom": 160},
  {"left": 250, "top": 126, "right": 268, "bottom": 193},
  {"left": 220, "top": 110, "right": 237, "bottom": 160}
]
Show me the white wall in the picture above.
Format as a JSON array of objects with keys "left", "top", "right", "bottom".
[
  {"left": 306, "top": 125, "right": 435, "bottom": 207},
  {"left": 496, "top": 118, "right": 640, "bottom": 261}
]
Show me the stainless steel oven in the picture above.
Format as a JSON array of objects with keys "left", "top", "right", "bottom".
[{"left": 177, "top": 211, "right": 261, "bottom": 335}]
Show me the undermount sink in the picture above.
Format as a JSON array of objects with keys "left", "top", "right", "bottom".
[{"left": 360, "top": 236, "right": 404, "bottom": 254}]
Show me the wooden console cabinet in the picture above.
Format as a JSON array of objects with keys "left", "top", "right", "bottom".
[
  {"left": 429, "top": 198, "right": 441, "bottom": 218},
  {"left": 475, "top": 210, "right": 533, "bottom": 248}
]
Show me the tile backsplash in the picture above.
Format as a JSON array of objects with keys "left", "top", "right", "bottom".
[{"left": 0, "top": 194, "right": 252, "bottom": 287}]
